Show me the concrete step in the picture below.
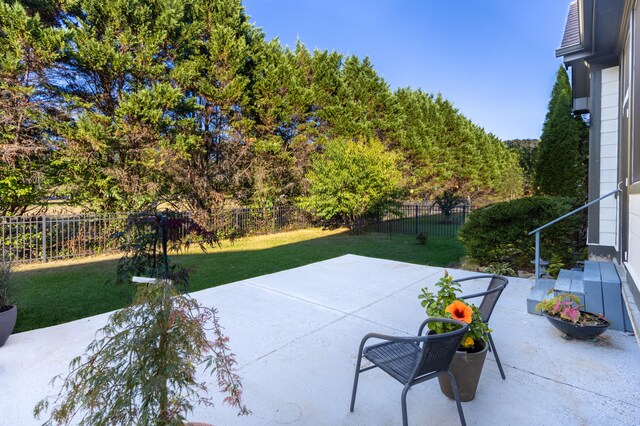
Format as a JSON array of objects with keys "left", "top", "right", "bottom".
[
  {"left": 527, "top": 278, "right": 555, "bottom": 315},
  {"left": 527, "top": 261, "right": 632, "bottom": 332},
  {"left": 599, "top": 261, "right": 628, "bottom": 331},
  {"left": 583, "top": 261, "right": 604, "bottom": 314},
  {"left": 553, "top": 269, "right": 585, "bottom": 306}
]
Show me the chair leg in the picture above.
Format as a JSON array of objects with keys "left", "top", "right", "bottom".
[
  {"left": 488, "top": 333, "right": 506, "bottom": 380},
  {"left": 447, "top": 371, "right": 466, "bottom": 426},
  {"left": 350, "top": 354, "right": 364, "bottom": 412},
  {"left": 401, "top": 384, "right": 411, "bottom": 426}
]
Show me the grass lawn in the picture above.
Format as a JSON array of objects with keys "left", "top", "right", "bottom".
[{"left": 12, "top": 228, "right": 463, "bottom": 332}]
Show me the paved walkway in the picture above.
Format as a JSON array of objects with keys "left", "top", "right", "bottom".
[{"left": 1, "top": 254, "right": 639, "bottom": 425}]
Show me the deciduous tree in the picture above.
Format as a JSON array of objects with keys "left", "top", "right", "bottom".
[{"left": 301, "top": 137, "right": 403, "bottom": 231}]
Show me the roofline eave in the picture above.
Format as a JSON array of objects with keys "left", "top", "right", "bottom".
[{"left": 556, "top": 44, "right": 589, "bottom": 58}]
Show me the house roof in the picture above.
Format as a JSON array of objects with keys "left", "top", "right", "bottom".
[
  {"left": 556, "top": 0, "right": 626, "bottom": 62},
  {"left": 559, "top": 1, "right": 581, "bottom": 51}
]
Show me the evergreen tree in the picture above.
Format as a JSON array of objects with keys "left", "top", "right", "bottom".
[
  {"left": 534, "top": 66, "right": 588, "bottom": 198},
  {"left": 1, "top": 0, "right": 526, "bottom": 214},
  {"left": 168, "top": 0, "right": 259, "bottom": 213},
  {"left": 51, "top": 0, "right": 189, "bottom": 211},
  {"left": 247, "top": 40, "right": 314, "bottom": 207},
  {"left": 0, "top": 2, "right": 64, "bottom": 215},
  {"left": 390, "top": 89, "right": 523, "bottom": 203},
  {"left": 505, "top": 139, "right": 538, "bottom": 194}
]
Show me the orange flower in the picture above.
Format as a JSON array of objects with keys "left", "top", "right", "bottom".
[{"left": 445, "top": 300, "right": 473, "bottom": 324}]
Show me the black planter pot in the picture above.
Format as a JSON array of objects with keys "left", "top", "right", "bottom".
[
  {"left": 0, "top": 305, "right": 17, "bottom": 347},
  {"left": 544, "top": 310, "right": 611, "bottom": 340},
  {"left": 437, "top": 339, "right": 488, "bottom": 402}
]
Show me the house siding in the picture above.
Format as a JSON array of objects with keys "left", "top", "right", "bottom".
[
  {"left": 598, "top": 66, "right": 620, "bottom": 248},
  {"left": 628, "top": 190, "right": 640, "bottom": 291}
]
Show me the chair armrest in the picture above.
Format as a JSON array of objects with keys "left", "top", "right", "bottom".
[
  {"left": 355, "top": 332, "right": 429, "bottom": 360},
  {"left": 418, "top": 317, "right": 467, "bottom": 335},
  {"left": 356, "top": 318, "right": 468, "bottom": 359},
  {"left": 360, "top": 332, "right": 428, "bottom": 345},
  {"left": 453, "top": 274, "right": 498, "bottom": 283},
  {"left": 460, "top": 284, "right": 505, "bottom": 301}
]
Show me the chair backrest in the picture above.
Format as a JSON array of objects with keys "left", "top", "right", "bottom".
[
  {"left": 477, "top": 276, "right": 508, "bottom": 322},
  {"left": 415, "top": 320, "right": 468, "bottom": 378}
]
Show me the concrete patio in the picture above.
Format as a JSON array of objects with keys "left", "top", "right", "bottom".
[{"left": 1, "top": 254, "right": 639, "bottom": 425}]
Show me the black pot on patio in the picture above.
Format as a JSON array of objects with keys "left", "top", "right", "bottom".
[
  {"left": 544, "top": 310, "right": 610, "bottom": 340},
  {"left": 438, "top": 339, "right": 488, "bottom": 402},
  {"left": 0, "top": 304, "right": 17, "bottom": 347}
]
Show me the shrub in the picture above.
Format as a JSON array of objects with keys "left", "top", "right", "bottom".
[
  {"left": 458, "top": 196, "right": 584, "bottom": 269},
  {"left": 301, "top": 137, "right": 404, "bottom": 232},
  {"left": 483, "top": 262, "right": 517, "bottom": 277},
  {"left": 416, "top": 232, "right": 428, "bottom": 245}
]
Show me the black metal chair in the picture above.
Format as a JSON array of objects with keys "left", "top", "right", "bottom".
[
  {"left": 454, "top": 274, "right": 509, "bottom": 380},
  {"left": 350, "top": 318, "right": 469, "bottom": 426}
]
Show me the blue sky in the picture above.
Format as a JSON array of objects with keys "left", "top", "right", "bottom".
[{"left": 242, "top": 0, "right": 571, "bottom": 141}]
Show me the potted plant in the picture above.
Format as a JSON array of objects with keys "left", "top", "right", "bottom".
[
  {"left": 34, "top": 209, "right": 249, "bottom": 425},
  {"left": 0, "top": 259, "right": 17, "bottom": 347},
  {"left": 418, "top": 271, "right": 490, "bottom": 401},
  {"left": 536, "top": 293, "right": 611, "bottom": 340}
]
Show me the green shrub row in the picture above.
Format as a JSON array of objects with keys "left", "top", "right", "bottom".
[{"left": 458, "top": 196, "right": 585, "bottom": 269}]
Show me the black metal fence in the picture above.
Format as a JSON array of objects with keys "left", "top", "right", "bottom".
[
  {"left": 0, "top": 203, "right": 466, "bottom": 264},
  {"left": 1, "top": 206, "right": 312, "bottom": 264},
  {"left": 369, "top": 203, "right": 469, "bottom": 238},
  {"left": 0, "top": 213, "right": 131, "bottom": 264},
  {"left": 205, "top": 206, "right": 312, "bottom": 239}
]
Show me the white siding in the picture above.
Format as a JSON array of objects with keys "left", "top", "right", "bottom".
[
  {"left": 599, "top": 67, "right": 619, "bottom": 248},
  {"left": 627, "top": 192, "right": 640, "bottom": 287}
]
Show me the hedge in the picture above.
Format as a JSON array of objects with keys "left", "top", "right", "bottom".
[{"left": 458, "top": 196, "right": 585, "bottom": 269}]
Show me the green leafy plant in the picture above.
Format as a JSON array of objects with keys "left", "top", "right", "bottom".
[
  {"left": 418, "top": 271, "right": 489, "bottom": 352},
  {"left": 0, "top": 259, "right": 14, "bottom": 311},
  {"left": 546, "top": 254, "right": 565, "bottom": 279},
  {"left": 34, "top": 209, "right": 248, "bottom": 425},
  {"left": 536, "top": 293, "right": 583, "bottom": 323},
  {"left": 482, "top": 262, "right": 517, "bottom": 277}
]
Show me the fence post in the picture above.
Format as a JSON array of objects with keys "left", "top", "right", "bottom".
[
  {"left": 41, "top": 213, "right": 47, "bottom": 262},
  {"left": 414, "top": 205, "right": 418, "bottom": 235}
]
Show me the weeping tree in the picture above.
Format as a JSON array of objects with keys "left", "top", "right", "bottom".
[
  {"left": 113, "top": 209, "right": 220, "bottom": 288},
  {"left": 34, "top": 209, "right": 249, "bottom": 425}
]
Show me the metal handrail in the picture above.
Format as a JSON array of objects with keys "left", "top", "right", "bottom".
[{"left": 529, "top": 188, "right": 621, "bottom": 280}]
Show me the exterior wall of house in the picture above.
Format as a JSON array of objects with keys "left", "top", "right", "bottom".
[
  {"left": 599, "top": 67, "right": 620, "bottom": 249},
  {"left": 558, "top": 0, "right": 640, "bottom": 341},
  {"left": 622, "top": 1, "right": 640, "bottom": 331},
  {"left": 629, "top": 193, "right": 640, "bottom": 283}
]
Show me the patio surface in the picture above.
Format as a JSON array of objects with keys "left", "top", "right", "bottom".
[{"left": 1, "top": 254, "right": 639, "bottom": 425}]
